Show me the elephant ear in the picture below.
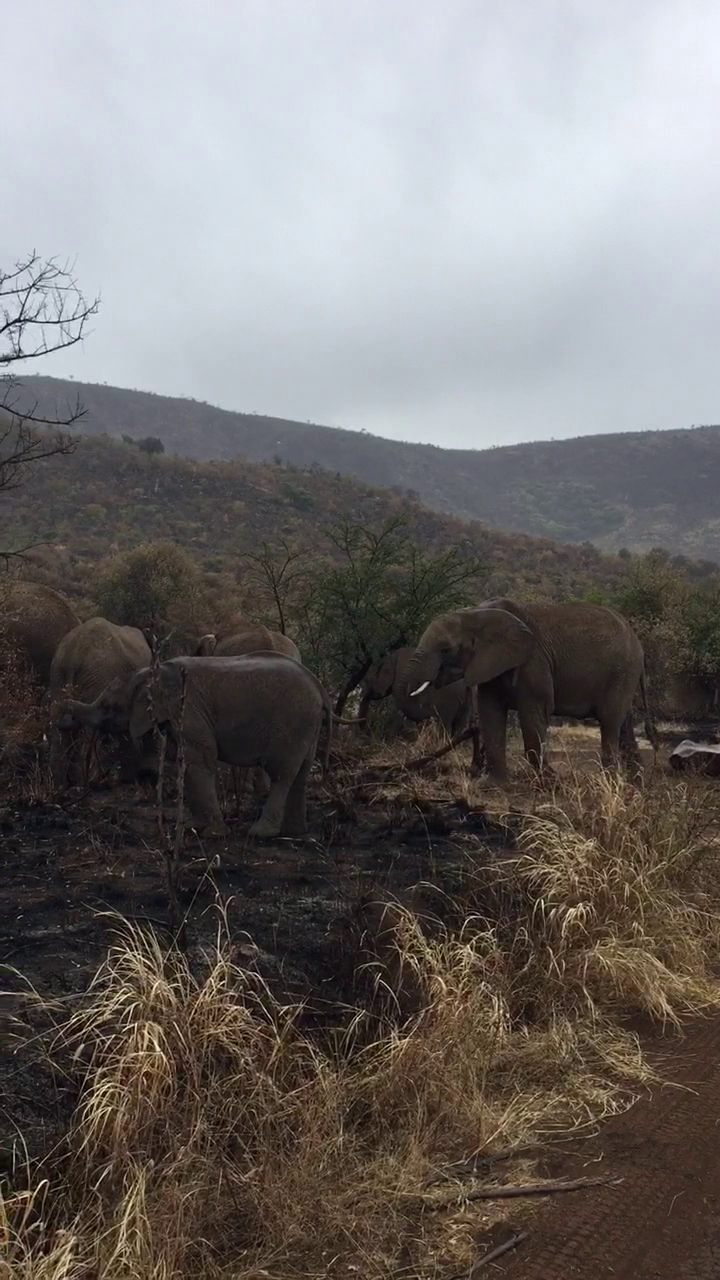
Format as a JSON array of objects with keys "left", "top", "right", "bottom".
[{"left": 462, "top": 608, "right": 535, "bottom": 687}]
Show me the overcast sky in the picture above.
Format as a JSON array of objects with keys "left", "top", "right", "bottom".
[{"left": 3, "top": 1, "right": 719, "bottom": 448}]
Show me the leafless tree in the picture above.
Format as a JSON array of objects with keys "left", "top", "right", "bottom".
[
  {"left": 242, "top": 539, "right": 310, "bottom": 635},
  {"left": 0, "top": 251, "right": 100, "bottom": 557}
]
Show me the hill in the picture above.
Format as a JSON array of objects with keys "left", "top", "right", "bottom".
[
  {"left": 9, "top": 376, "right": 720, "bottom": 563},
  {"left": 0, "top": 430, "right": 634, "bottom": 609}
]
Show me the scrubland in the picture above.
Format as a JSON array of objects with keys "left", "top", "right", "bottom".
[{"left": 3, "top": 713, "right": 720, "bottom": 1279}]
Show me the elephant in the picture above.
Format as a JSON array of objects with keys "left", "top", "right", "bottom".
[
  {"left": 50, "top": 617, "right": 151, "bottom": 787},
  {"left": 67, "top": 654, "right": 331, "bottom": 838},
  {"left": 196, "top": 621, "right": 300, "bottom": 661},
  {"left": 0, "top": 580, "right": 79, "bottom": 685},
  {"left": 404, "top": 599, "right": 656, "bottom": 782},
  {"left": 194, "top": 624, "right": 301, "bottom": 804},
  {"left": 358, "top": 646, "right": 471, "bottom": 735}
]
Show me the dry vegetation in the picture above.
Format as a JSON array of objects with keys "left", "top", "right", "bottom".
[
  {"left": 2, "top": 428, "right": 630, "bottom": 615},
  {"left": 3, "top": 716, "right": 720, "bottom": 1279},
  {"left": 15, "top": 374, "right": 720, "bottom": 558}
]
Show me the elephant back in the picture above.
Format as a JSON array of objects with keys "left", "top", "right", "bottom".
[
  {"left": 0, "top": 581, "right": 79, "bottom": 685},
  {"left": 50, "top": 617, "right": 151, "bottom": 702},
  {"left": 215, "top": 627, "right": 300, "bottom": 660}
]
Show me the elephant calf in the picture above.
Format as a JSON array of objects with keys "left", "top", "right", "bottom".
[
  {"left": 104, "top": 654, "right": 329, "bottom": 838},
  {"left": 50, "top": 617, "right": 151, "bottom": 787}
]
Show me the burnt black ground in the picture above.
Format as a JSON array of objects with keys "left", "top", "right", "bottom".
[{"left": 0, "top": 769, "right": 514, "bottom": 1173}]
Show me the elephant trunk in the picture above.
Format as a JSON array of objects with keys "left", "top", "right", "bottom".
[
  {"left": 55, "top": 698, "right": 102, "bottom": 730},
  {"left": 402, "top": 648, "right": 442, "bottom": 700},
  {"left": 356, "top": 691, "right": 373, "bottom": 729}
]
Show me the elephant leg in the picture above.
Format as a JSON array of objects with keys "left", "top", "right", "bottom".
[
  {"left": 598, "top": 704, "right": 633, "bottom": 774},
  {"left": 49, "top": 726, "right": 72, "bottom": 790},
  {"left": 476, "top": 687, "right": 508, "bottom": 782},
  {"left": 69, "top": 730, "right": 87, "bottom": 786},
  {"left": 357, "top": 693, "right": 372, "bottom": 731},
  {"left": 117, "top": 733, "right": 139, "bottom": 785},
  {"left": 466, "top": 687, "right": 486, "bottom": 774},
  {"left": 451, "top": 689, "right": 472, "bottom": 737},
  {"left": 280, "top": 757, "right": 311, "bottom": 838},
  {"left": 252, "top": 766, "right": 268, "bottom": 798},
  {"left": 250, "top": 771, "right": 293, "bottom": 839},
  {"left": 516, "top": 695, "right": 551, "bottom": 777},
  {"left": 184, "top": 751, "right": 225, "bottom": 835},
  {"left": 230, "top": 766, "right": 243, "bottom": 816},
  {"left": 618, "top": 712, "right": 643, "bottom": 781}
]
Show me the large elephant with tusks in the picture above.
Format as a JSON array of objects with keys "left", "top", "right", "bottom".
[{"left": 404, "top": 599, "right": 656, "bottom": 782}]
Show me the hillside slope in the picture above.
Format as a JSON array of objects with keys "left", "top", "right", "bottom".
[
  {"left": 0, "top": 431, "right": 632, "bottom": 608},
  {"left": 10, "top": 376, "right": 720, "bottom": 561}
]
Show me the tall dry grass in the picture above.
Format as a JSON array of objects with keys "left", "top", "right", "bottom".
[{"left": 4, "top": 765, "right": 720, "bottom": 1278}]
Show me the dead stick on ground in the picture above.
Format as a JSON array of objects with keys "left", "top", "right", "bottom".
[
  {"left": 345, "top": 727, "right": 479, "bottom": 791},
  {"left": 429, "top": 1174, "right": 617, "bottom": 1210},
  {"left": 403, "top": 726, "right": 477, "bottom": 771},
  {"left": 450, "top": 1230, "right": 529, "bottom": 1278}
]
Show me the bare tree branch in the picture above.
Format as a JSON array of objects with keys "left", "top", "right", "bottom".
[
  {"left": 0, "top": 539, "right": 49, "bottom": 571},
  {"left": 242, "top": 540, "right": 310, "bottom": 635},
  {"left": 0, "top": 252, "right": 99, "bottom": 366},
  {"left": 0, "top": 250, "right": 99, "bottom": 559}
]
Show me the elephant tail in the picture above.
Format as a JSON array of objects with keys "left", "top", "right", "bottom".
[
  {"left": 315, "top": 696, "right": 333, "bottom": 777},
  {"left": 640, "top": 667, "right": 659, "bottom": 756}
]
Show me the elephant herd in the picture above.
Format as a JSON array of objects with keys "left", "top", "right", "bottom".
[{"left": 0, "top": 580, "right": 657, "bottom": 839}]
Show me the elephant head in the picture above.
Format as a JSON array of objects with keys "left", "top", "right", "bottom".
[
  {"left": 356, "top": 650, "right": 402, "bottom": 724},
  {"left": 128, "top": 662, "right": 186, "bottom": 743},
  {"left": 195, "top": 633, "right": 218, "bottom": 656},
  {"left": 363, "top": 652, "right": 398, "bottom": 701},
  {"left": 55, "top": 674, "right": 137, "bottom": 733},
  {"left": 405, "top": 607, "right": 535, "bottom": 696}
]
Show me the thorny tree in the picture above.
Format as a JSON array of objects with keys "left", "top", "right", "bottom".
[
  {"left": 241, "top": 540, "right": 311, "bottom": 637},
  {"left": 295, "top": 518, "right": 483, "bottom": 713},
  {"left": 0, "top": 252, "right": 99, "bottom": 559}
]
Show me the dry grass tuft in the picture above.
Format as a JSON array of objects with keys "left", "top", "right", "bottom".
[
  {"left": 500, "top": 769, "right": 720, "bottom": 1027},
  {"left": 5, "top": 755, "right": 720, "bottom": 1277},
  {"left": 0, "top": 643, "right": 47, "bottom": 760}
]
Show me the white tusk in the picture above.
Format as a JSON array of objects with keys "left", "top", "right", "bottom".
[{"left": 410, "top": 681, "right": 431, "bottom": 696}]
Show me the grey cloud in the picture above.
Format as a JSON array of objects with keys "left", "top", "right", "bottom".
[{"left": 2, "top": 0, "right": 719, "bottom": 447}]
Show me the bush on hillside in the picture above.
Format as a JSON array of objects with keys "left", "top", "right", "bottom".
[
  {"left": 95, "top": 541, "right": 208, "bottom": 646},
  {"left": 594, "top": 551, "right": 720, "bottom": 716}
]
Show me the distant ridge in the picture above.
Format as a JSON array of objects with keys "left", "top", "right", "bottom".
[{"left": 12, "top": 375, "right": 720, "bottom": 563}]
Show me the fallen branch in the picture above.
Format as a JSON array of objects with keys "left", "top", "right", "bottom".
[
  {"left": 403, "top": 727, "right": 477, "bottom": 771},
  {"left": 450, "top": 1230, "right": 529, "bottom": 1277},
  {"left": 429, "top": 1174, "right": 616, "bottom": 1210},
  {"left": 341, "top": 727, "right": 481, "bottom": 791}
]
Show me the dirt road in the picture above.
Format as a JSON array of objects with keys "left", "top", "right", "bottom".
[{"left": 497, "top": 1013, "right": 720, "bottom": 1278}]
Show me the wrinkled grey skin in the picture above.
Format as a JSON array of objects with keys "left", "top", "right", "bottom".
[
  {"left": 195, "top": 625, "right": 301, "bottom": 803},
  {"left": 404, "top": 599, "right": 656, "bottom": 782},
  {"left": 358, "top": 646, "right": 471, "bottom": 735},
  {"left": 51, "top": 618, "right": 151, "bottom": 787},
  {"left": 196, "top": 622, "right": 300, "bottom": 661},
  {"left": 92, "top": 654, "right": 329, "bottom": 838},
  {"left": 0, "top": 581, "right": 79, "bottom": 685}
]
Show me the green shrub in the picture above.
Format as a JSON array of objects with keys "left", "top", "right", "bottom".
[{"left": 95, "top": 541, "right": 208, "bottom": 643}]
